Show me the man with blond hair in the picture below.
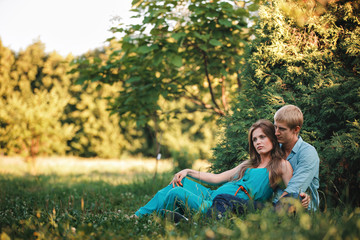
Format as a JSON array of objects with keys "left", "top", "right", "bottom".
[
  {"left": 208, "top": 105, "right": 320, "bottom": 218},
  {"left": 272, "top": 104, "right": 319, "bottom": 210}
]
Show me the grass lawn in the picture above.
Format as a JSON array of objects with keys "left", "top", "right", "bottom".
[{"left": 0, "top": 156, "right": 359, "bottom": 239}]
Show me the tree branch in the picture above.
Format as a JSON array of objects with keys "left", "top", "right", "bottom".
[
  {"left": 237, "top": 70, "right": 242, "bottom": 89},
  {"left": 202, "top": 51, "right": 222, "bottom": 112},
  {"left": 220, "top": 76, "right": 228, "bottom": 112},
  {"left": 183, "top": 88, "right": 225, "bottom": 116}
]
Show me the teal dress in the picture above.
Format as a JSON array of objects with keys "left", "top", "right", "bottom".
[{"left": 135, "top": 168, "right": 273, "bottom": 217}]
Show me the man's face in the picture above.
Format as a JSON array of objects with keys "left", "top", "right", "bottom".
[{"left": 274, "top": 121, "right": 297, "bottom": 144}]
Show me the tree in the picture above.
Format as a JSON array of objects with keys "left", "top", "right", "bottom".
[
  {"left": 211, "top": 0, "right": 360, "bottom": 206},
  {"left": 70, "top": 0, "right": 261, "bottom": 167},
  {"left": 72, "top": 0, "right": 261, "bottom": 123},
  {"left": 65, "top": 62, "right": 130, "bottom": 158},
  {"left": 70, "top": 42, "right": 222, "bottom": 162},
  {"left": 0, "top": 41, "right": 75, "bottom": 161}
]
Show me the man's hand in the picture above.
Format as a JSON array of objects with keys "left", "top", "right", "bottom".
[
  {"left": 300, "top": 192, "right": 310, "bottom": 208},
  {"left": 278, "top": 191, "right": 311, "bottom": 210},
  {"left": 169, "top": 169, "right": 189, "bottom": 188}
]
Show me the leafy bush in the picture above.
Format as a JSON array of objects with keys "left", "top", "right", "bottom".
[
  {"left": 0, "top": 42, "right": 76, "bottom": 160},
  {"left": 171, "top": 148, "right": 196, "bottom": 171},
  {"left": 211, "top": 0, "right": 360, "bottom": 207}
]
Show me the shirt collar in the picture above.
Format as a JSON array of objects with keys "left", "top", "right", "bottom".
[{"left": 291, "top": 136, "right": 303, "bottom": 154}]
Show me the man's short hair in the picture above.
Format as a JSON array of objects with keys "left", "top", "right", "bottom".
[{"left": 274, "top": 105, "right": 303, "bottom": 129}]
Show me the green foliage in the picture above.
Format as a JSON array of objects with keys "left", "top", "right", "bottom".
[
  {"left": 0, "top": 88, "right": 75, "bottom": 158},
  {"left": 0, "top": 41, "right": 134, "bottom": 159},
  {"left": 172, "top": 148, "right": 196, "bottom": 171},
  {"left": 0, "top": 42, "right": 75, "bottom": 160},
  {"left": 65, "top": 52, "right": 129, "bottom": 158},
  {"left": 0, "top": 38, "right": 220, "bottom": 160},
  {"left": 156, "top": 97, "right": 220, "bottom": 160},
  {"left": 70, "top": 42, "right": 221, "bottom": 160},
  {"left": 211, "top": 0, "right": 360, "bottom": 206},
  {"left": 65, "top": 47, "right": 144, "bottom": 158},
  {"left": 73, "top": 0, "right": 262, "bottom": 128},
  {"left": 68, "top": 0, "right": 264, "bottom": 162},
  {"left": 65, "top": 82, "right": 128, "bottom": 159},
  {"left": 0, "top": 158, "right": 359, "bottom": 239}
]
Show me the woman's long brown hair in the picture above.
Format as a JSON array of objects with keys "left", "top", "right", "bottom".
[{"left": 233, "top": 119, "right": 284, "bottom": 188}]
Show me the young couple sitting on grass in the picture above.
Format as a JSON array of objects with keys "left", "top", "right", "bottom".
[{"left": 133, "top": 105, "right": 320, "bottom": 221}]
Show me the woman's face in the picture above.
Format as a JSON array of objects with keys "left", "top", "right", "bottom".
[{"left": 252, "top": 127, "right": 273, "bottom": 155}]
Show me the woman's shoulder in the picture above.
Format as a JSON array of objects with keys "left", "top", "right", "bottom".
[
  {"left": 280, "top": 159, "right": 293, "bottom": 174},
  {"left": 280, "top": 159, "right": 290, "bottom": 166},
  {"left": 280, "top": 159, "right": 287, "bottom": 164}
]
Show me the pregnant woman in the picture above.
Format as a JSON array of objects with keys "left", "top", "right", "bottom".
[{"left": 134, "top": 119, "right": 293, "bottom": 219}]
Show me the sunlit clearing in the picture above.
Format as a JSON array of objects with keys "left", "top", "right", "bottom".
[{"left": 0, "top": 156, "right": 210, "bottom": 185}]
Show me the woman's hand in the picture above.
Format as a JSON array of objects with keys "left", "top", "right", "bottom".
[
  {"left": 170, "top": 169, "right": 189, "bottom": 188},
  {"left": 300, "top": 192, "right": 310, "bottom": 208}
]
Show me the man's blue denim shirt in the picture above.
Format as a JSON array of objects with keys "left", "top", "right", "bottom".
[{"left": 273, "top": 136, "right": 320, "bottom": 210}]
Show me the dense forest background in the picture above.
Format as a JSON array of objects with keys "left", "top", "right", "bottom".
[{"left": 0, "top": 0, "right": 359, "bottom": 207}]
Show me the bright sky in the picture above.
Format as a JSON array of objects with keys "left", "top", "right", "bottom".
[{"left": 0, "top": 0, "right": 135, "bottom": 56}]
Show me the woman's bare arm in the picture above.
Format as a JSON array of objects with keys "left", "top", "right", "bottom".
[
  {"left": 170, "top": 165, "right": 241, "bottom": 187},
  {"left": 281, "top": 160, "right": 293, "bottom": 187}
]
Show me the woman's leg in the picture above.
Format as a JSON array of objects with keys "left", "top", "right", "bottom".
[
  {"left": 163, "top": 187, "right": 207, "bottom": 212},
  {"left": 135, "top": 178, "right": 212, "bottom": 217},
  {"left": 180, "top": 177, "right": 213, "bottom": 198},
  {"left": 135, "top": 184, "right": 173, "bottom": 217},
  {"left": 163, "top": 178, "right": 213, "bottom": 214}
]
